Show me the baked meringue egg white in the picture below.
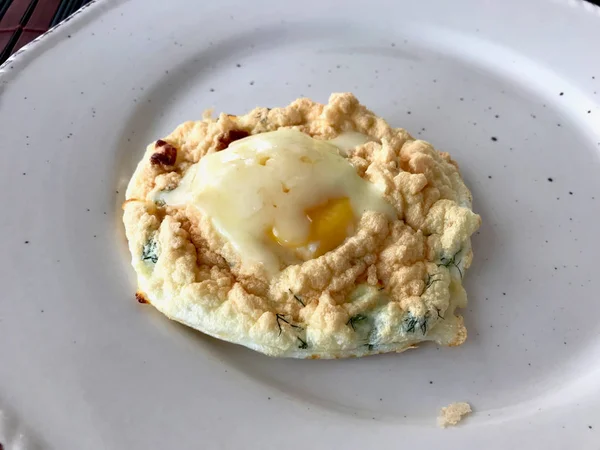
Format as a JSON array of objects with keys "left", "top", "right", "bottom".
[{"left": 123, "top": 93, "right": 481, "bottom": 358}]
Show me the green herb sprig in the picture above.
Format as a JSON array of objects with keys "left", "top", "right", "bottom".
[
  {"left": 289, "top": 289, "right": 305, "bottom": 307},
  {"left": 346, "top": 314, "right": 367, "bottom": 331},
  {"left": 297, "top": 337, "right": 308, "bottom": 349},
  {"left": 438, "top": 250, "right": 463, "bottom": 278},
  {"left": 275, "top": 313, "right": 301, "bottom": 336},
  {"left": 141, "top": 238, "right": 158, "bottom": 263}
]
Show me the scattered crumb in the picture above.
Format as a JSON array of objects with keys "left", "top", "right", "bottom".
[{"left": 437, "top": 402, "right": 472, "bottom": 428}]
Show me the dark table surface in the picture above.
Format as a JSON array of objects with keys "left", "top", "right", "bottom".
[
  {"left": 1, "top": 0, "right": 599, "bottom": 65},
  {"left": 0, "top": 0, "right": 92, "bottom": 63}
]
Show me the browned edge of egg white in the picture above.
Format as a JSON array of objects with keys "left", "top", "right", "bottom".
[
  {"left": 150, "top": 140, "right": 178, "bottom": 166},
  {"left": 215, "top": 129, "right": 249, "bottom": 151},
  {"left": 135, "top": 291, "right": 149, "bottom": 304}
]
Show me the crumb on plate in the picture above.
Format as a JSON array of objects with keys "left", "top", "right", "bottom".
[{"left": 437, "top": 402, "right": 472, "bottom": 428}]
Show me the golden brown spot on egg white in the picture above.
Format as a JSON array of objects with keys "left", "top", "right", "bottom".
[
  {"left": 215, "top": 129, "right": 250, "bottom": 151},
  {"left": 150, "top": 140, "right": 177, "bottom": 166},
  {"left": 173, "top": 209, "right": 231, "bottom": 271},
  {"left": 135, "top": 291, "right": 149, "bottom": 304}
]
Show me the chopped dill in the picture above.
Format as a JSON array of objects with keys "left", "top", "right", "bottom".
[
  {"left": 297, "top": 337, "right": 308, "bottom": 349},
  {"left": 403, "top": 312, "right": 430, "bottom": 335},
  {"left": 289, "top": 289, "right": 305, "bottom": 307},
  {"left": 404, "top": 315, "right": 419, "bottom": 333},
  {"left": 275, "top": 313, "right": 301, "bottom": 336},
  {"left": 424, "top": 273, "right": 443, "bottom": 290},
  {"left": 141, "top": 238, "right": 158, "bottom": 263},
  {"left": 346, "top": 314, "right": 367, "bottom": 331},
  {"left": 438, "top": 250, "right": 463, "bottom": 278},
  {"left": 435, "top": 307, "right": 444, "bottom": 320}
]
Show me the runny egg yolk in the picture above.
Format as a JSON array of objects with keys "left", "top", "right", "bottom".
[{"left": 271, "top": 197, "right": 354, "bottom": 257}]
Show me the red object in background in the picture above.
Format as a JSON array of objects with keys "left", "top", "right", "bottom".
[
  {"left": 0, "top": 0, "right": 93, "bottom": 63},
  {"left": 0, "top": 0, "right": 62, "bottom": 62},
  {"left": 13, "top": 0, "right": 61, "bottom": 53},
  {"left": 0, "top": 0, "right": 38, "bottom": 60},
  {"left": 1, "top": 0, "right": 600, "bottom": 64}
]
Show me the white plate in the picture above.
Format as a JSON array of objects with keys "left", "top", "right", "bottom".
[{"left": 1, "top": 0, "right": 600, "bottom": 448}]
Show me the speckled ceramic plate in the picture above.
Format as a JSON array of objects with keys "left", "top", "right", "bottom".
[{"left": 1, "top": 0, "right": 600, "bottom": 448}]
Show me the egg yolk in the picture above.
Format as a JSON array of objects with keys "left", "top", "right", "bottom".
[{"left": 270, "top": 197, "right": 354, "bottom": 258}]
